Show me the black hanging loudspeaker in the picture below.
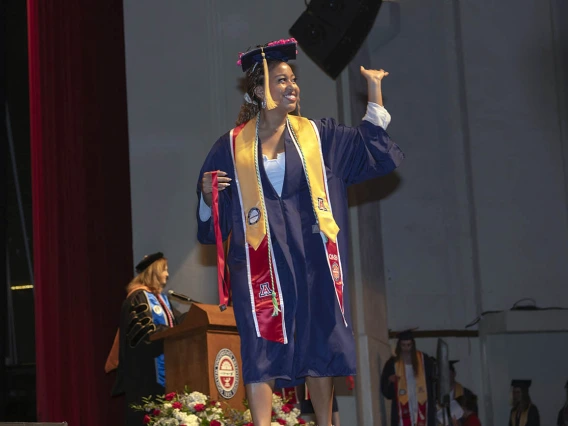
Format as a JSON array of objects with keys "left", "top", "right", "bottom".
[{"left": 289, "top": 0, "right": 383, "bottom": 80}]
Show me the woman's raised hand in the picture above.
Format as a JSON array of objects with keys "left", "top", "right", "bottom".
[{"left": 360, "top": 66, "right": 389, "bottom": 83}]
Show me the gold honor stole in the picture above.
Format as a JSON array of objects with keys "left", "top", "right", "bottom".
[
  {"left": 454, "top": 383, "right": 464, "bottom": 399},
  {"left": 511, "top": 405, "right": 532, "bottom": 426},
  {"left": 230, "top": 114, "right": 346, "bottom": 344},
  {"left": 395, "top": 351, "right": 428, "bottom": 426}
]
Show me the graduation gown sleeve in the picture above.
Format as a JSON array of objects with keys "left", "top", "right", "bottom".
[
  {"left": 316, "top": 118, "right": 404, "bottom": 185},
  {"left": 528, "top": 405, "right": 540, "bottom": 426},
  {"left": 463, "top": 386, "right": 479, "bottom": 414},
  {"left": 196, "top": 134, "right": 233, "bottom": 244},
  {"left": 380, "top": 357, "right": 397, "bottom": 400},
  {"left": 123, "top": 291, "right": 168, "bottom": 355},
  {"left": 381, "top": 357, "right": 400, "bottom": 426}
]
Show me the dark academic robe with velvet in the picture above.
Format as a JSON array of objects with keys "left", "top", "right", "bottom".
[
  {"left": 197, "top": 118, "right": 404, "bottom": 388},
  {"left": 112, "top": 290, "right": 181, "bottom": 426},
  {"left": 380, "top": 355, "right": 437, "bottom": 426},
  {"left": 509, "top": 405, "right": 540, "bottom": 426}
]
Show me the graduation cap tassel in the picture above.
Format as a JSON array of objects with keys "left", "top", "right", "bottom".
[
  {"left": 261, "top": 48, "right": 278, "bottom": 110},
  {"left": 271, "top": 290, "right": 281, "bottom": 316}
]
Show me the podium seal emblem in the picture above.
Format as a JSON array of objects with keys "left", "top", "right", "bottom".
[{"left": 214, "top": 348, "right": 239, "bottom": 399}]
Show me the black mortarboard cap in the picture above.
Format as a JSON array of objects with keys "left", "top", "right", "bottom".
[
  {"left": 397, "top": 328, "right": 417, "bottom": 341},
  {"left": 450, "top": 360, "right": 460, "bottom": 371},
  {"left": 511, "top": 380, "right": 532, "bottom": 389},
  {"left": 135, "top": 252, "right": 164, "bottom": 274},
  {"left": 239, "top": 40, "right": 298, "bottom": 73}
]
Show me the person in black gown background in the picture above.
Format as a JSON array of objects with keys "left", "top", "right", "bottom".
[
  {"left": 380, "top": 330, "right": 436, "bottom": 426},
  {"left": 112, "top": 252, "right": 183, "bottom": 426},
  {"left": 509, "top": 380, "right": 539, "bottom": 426}
]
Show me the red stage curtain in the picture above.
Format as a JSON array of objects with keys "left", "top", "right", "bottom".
[{"left": 28, "top": 1, "right": 132, "bottom": 423}]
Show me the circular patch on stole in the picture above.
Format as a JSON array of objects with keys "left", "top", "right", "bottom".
[
  {"left": 153, "top": 305, "right": 163, "bottom": 315},
  {"left": 331, "top": 262, "right": 341, "bottom": 282},
  {"left": 247, "top": 207, "right": 261, "bottom": 225},
  {"left": 399, "top": 389, "right": 407, "bottom": 396},
  {"left": 214, "top": 348, "right": 240, "bottom": 399}
]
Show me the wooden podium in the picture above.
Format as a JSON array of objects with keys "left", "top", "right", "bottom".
[{"left": 151, "top": 303, "right": 246, "bottom": 410}]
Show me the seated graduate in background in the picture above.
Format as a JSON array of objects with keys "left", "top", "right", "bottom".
[
  {"left": 456, "top": 394, "right": 481, "bottom": 426},
  {"left": 449, "top": 361, "right": 476, "bottom": 406},
  {"left": 435, "top": 359, "right": 477, "bottom": 424},
  {"left": 557, "top": 380, "right": 568, "bottom": 426},
  {"left": 509, "top": 380, "right": 540, "bottom": 426},
  {"left": 111, "top": 252, "right": 184, "bottom": 426},
  {"left": 380, "top": 330, "right": 437, "bottom": 426}
]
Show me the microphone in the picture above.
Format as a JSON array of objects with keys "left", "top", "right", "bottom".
[{"left": 167, "top": 290, "right": 197, "bottom": 303}]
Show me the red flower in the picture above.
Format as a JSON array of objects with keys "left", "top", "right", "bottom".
[
  {"left": 164, "top": 392, "right": 176, "bottom": 401},
  {"left": 274, "top": 391, "right": 282, "bottom": 397},
  {"left": 152, "top": 409, "right": 161, "bottom": 416},
  {"left": 298, "top": 418, "right": 307, "bottom": 424},
  {"left": 281, "top": 404, "right": 292, "bottom": 413},
  {"left": 209, "top": 399, "right": 217, "bottom": 406},
  {"left": 277, "top": 419, "right": 287, "bottom": 425},
  {"left": 210, "top": 421, "right": 222, "bottom": 426},
  {"left": 172, "top": 401, "right": 182, "bottom": 409},
  {"left": 143, "top": 414, "right": 151, "bottom": 424},
  {"left": 243, "top": 423, "right": 254, "bottom": 426},
  {"left": 194, "top": 403, "right": 206, "bottom": 412},
  {"left": 272, "top": 410, "right": 277, "bottom": 417}
]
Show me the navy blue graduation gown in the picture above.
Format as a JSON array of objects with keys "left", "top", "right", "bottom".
[{"left": 197, "top": 117, "right": 404, "bottom": 387}]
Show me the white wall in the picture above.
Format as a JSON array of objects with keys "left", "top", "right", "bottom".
[{"left": 371, "top": 0, "right": 568, "bottom": 424}]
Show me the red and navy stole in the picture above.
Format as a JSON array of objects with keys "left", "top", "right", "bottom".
[{"left": 226, "top": 114, "right": 347, "bottom": 343}]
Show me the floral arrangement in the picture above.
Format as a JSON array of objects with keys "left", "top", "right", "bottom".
[
  {"left": 132, "top": 390, "right": 225, "bottom": 426},
  {"left": 132, "top": 389, "right": 314, "bottom": 426}
]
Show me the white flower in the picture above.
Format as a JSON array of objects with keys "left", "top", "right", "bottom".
[
  {"left": 179, "top": 391, "right": 208, "bottom": 409},
  {"left": 171, "top": 409, "right": 200, "bottom": 426},
  {"left": 155, "top": 419, "right": 180, "bottom": 426},
  {"left": 272, "top": 393, "right": 284, "bottom": 410},
  {"left": 243, "top": 409, "right": 252, "bottom": 422},
  {"left": 162, "top": 402, "right": 172, "bottom": 409},
  {"left": 205, "top": 407, "right": 224, "bottom": 421},
  {"left": 188, "top": 391, "right": 208, "bottom": 403}
]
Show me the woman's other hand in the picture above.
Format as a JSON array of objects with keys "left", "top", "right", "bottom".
[{"left": 201, "top": 171, "right": 231, "bottom": 207}]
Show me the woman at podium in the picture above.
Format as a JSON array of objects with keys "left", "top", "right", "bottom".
[
  {"left": 112, "top": 252, "right": 182, "bottom": 426},
  {"left": 197, "top": 37, "right": 404, "bottom": 426}
]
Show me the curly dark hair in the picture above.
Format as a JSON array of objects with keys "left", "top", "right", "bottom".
[{"left": 235, "top": 59, "right": 300, "bottom": 126}]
